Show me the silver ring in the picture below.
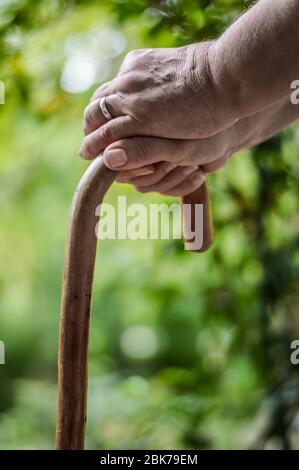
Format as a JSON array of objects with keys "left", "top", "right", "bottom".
[{"left": 99, "top": 97, "right": 114, "bottom": 121}]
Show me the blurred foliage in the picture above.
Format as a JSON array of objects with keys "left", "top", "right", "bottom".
[{"left": 0, "top": 0, "right": 299, "bottom": 450}]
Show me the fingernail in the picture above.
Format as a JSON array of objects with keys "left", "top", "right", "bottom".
[
  {"left": 192, "top": 172, "right": 205, "bottom": 186},
  {"left": 132, "top": 167, "right": 154, "bottom": 177},
  {"left": 104, "top": 148, "right": 128, "bottom": 168}
]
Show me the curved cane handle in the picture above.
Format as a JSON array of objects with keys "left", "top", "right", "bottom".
[
  {"left": 56, "top": 158, "right": 213, "bottom": 450},
  {"left": 56, "top": 158, "right": 115, "bottom": 450},
  {"left": 182, "top": 181, "right": 213, "bottom": 252}
]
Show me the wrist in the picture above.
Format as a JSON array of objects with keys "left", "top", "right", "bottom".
[
  {"left": 182, "top": 41, "right": 241, "bottom": 137},
  {"left": 207, "top": 40, "right": 242, "bottom": 127}
]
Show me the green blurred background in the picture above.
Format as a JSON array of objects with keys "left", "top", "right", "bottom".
[{"left": 0, "top": 0, "right": 299, "bottom": 450}]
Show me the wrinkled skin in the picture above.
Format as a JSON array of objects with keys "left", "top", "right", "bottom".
[{"left": 80, "top": 0, "right": 299, "bottom": 196}]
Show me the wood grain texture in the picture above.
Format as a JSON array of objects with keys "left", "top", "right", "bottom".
[
  {"left": 56, "top": 158, "right": 213, "bottom": 450},
  {"left": 182, "top": 181, "right": 214, "bottom": 252},
  {"left": 56, "top": 158, "right": 116, "bottom": 450}
]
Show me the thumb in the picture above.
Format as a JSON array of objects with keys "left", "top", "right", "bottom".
[{"left": 103, "top": 136, "right": 190, "bottom": 171}]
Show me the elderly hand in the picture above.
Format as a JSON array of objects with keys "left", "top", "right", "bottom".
[
  {"left": 113, "top": 95, "right": 299, "bottom": 196},
  {"left": 80, "top": 42, "right": 237, "bottom": 165},
  {"left": 110, "top": 129, "right": 232, "bottom": 196},
  {"left": 80, "top": 0, "right": 299, "bottom": 173},
  {"left": 114, "top": 157, "right": 227, "bottom": 197}
]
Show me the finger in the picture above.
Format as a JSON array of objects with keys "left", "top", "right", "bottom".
[
  {"left": 116, "top": 165, "right": 155, "bottom": 179},
  {"left": 102, "top": 130, "right": 233, "bottom": 170},
  {"left": 134, "top": 166, "right": 199, "bottom": 194},
  {"left": 84, "top": 98, "right": 108, "bottom": 136},
  {"left": 116, "top": 162, "right": 176, "bottom": 186},
  {"left": 163, "top": 170, "right": 205, "bottom": 196},
  {"left": 118, "top": 49, "right": 146, "bottom": 75},
  {"left": 201, "top": 153, "right": 230, "bottom": 173},
  {"left": 89, "top": 72, "right": 140, "bottom": 103},
  {"left": 83, "top": 93, "right": 124, "bottom": 136},
  {"left": 90, "top": 80, "right": 115, "bottom": 103},
  {"left": 135, "top": 169, "right": 205, "bottom": 197},
  {"left": 103, "top": 137, "right": 193, "bottom": 170},
  {"left": 81, "top": 117, "right": 231, "bottom": 166},
  {"left": 79, "top": 115, "right": 142, "bottom": 160}
]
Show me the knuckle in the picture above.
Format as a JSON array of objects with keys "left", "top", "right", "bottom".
[
  {"left": 90, "top": 88, "right": 103, "bottom": 103},
  {"left": 121, "top": 74, "right": 143, "bottom": 96},
  {"left": 90, "top": 82, "right": 111, "bottom": 102},
  {"left": 124, "top": 51, "right": 138, "bottom": 67},
  {"left": 126, "top": 50, "right": 136, "bottom": 60},
  {"left": 126, "top": 49, "right": 141, "bottom": 60},
  {"left": 123, "top": 49, "right": 147, "bottom": 74}
]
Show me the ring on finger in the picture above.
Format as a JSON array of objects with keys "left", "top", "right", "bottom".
[{"left": 99, "top": 96, "right": 114, "bottom": 121}]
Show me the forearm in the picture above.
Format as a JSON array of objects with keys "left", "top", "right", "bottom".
[
  {"left": 210, "top": 0, "right": 299, "bottom": 120},
  {"left": 232, "top": 96, "right": 299, "bottom": 153}
]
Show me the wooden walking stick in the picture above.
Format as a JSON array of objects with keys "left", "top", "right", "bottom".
[{"left": 56, "top": 156, "right": 213, "bottom": 450}]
